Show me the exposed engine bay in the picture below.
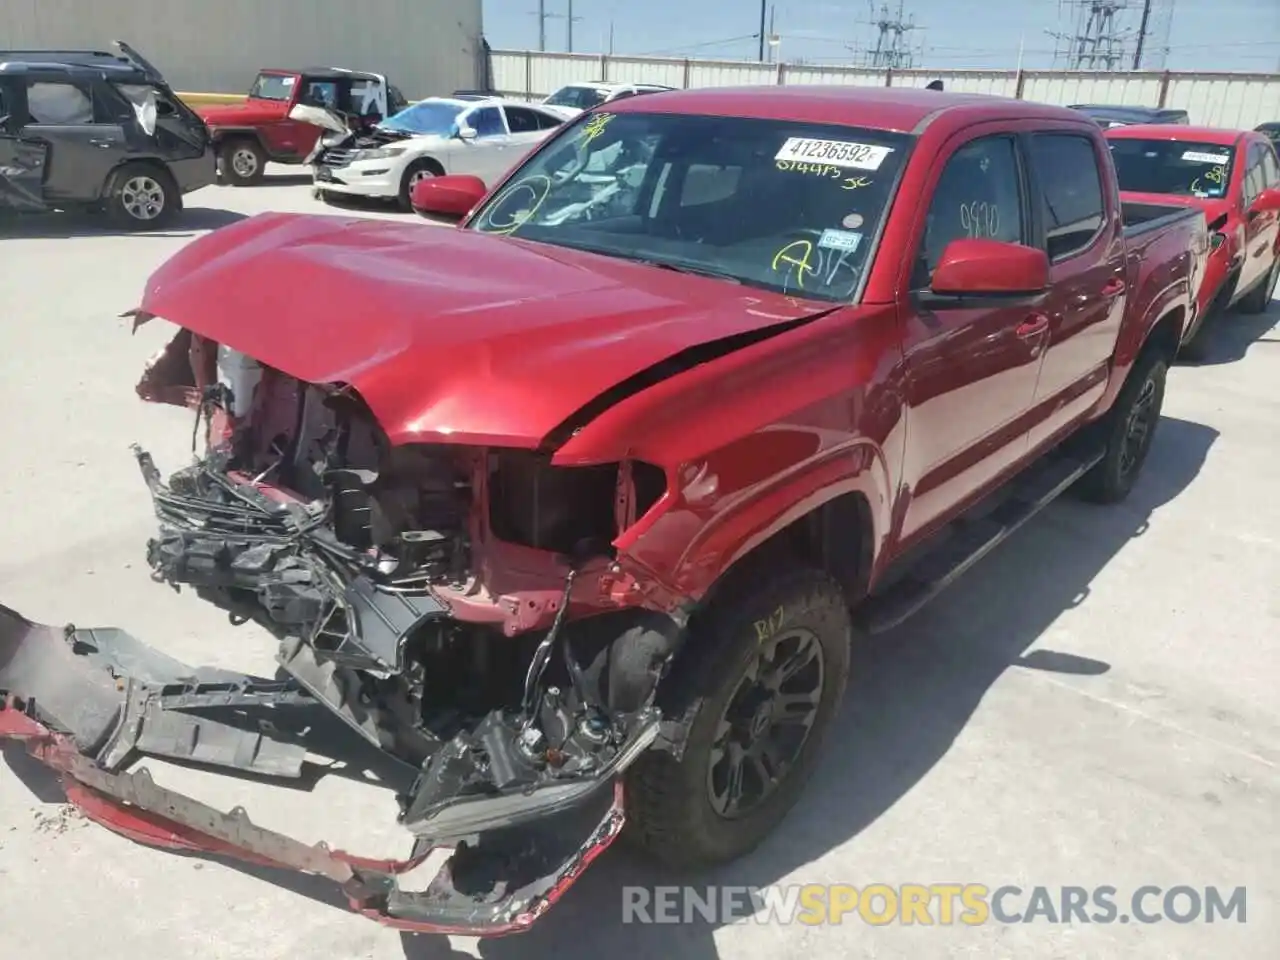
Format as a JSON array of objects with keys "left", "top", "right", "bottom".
[{"left": 126, "top": 321, "right": 679, "bottom": 845}]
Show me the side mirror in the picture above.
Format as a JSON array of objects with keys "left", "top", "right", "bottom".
[
  {"left": 410, "top": 174, "right": 487, "bottom": 217},
  {"left": 456, "top": 124, "right": 477, "bottom": 141},
  {"left": 928, "top": 238, "right": 1050, "bottom": 298},
  {"left": 1248, "top": 187, "right": 1280, "bottom": 217}
]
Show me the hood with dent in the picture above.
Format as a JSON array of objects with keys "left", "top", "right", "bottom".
[
  {"left": 198, "top": 100, "right": 289, "bottom": 126},
  {"left": 136, "top": 212, "right": 829, "bottom": 450}
]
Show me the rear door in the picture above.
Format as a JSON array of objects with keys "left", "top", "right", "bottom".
[
  {"left": 19, "top": 74, "right": 126, "bottom": 202},
  {"left": 1023, "top": 128, "right": 1126, "bottom": 451},
  {"left": 501, "top": 105, "right": 558, "bottom": 162},
  {"left": 898, "top": 127, "right": 1044, "bottom": 539},
  {"left": 0, "top": 79, "right": 48, "bottom": 210},
  {"left": 1240, "top": 140, "right": 1279, "bottom": 293}
]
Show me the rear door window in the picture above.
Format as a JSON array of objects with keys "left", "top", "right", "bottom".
[
  {"left": 1028, "top": 133, "right": 1106, "bottom": 260},
  {"left": 25, "top": 81, "right": 95, "bottom": 125},
  {"left": 503, "top": 106, "right": 543, "bottom": 134}
]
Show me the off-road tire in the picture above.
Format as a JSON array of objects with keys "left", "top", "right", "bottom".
[
  {"left": 1236, "top": 259, "right": 1280, "bottom": 315},
  {"left": 625, "top": 567, "right": 852, "bottom": 869},
  {"left": 1076, "top": 351, "right": 1167, "bottom": 504},
  {"left": 398, "top": 158, "right": 442, "bottom": 211},
  {"left": 219, "top": 138, "right": 266, "bottom": 186},
  {"left": 104, "top": 163, "right": 178, "bottom": 230}
]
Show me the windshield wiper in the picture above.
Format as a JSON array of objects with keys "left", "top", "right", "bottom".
[{"left": 635, "top": 258, "right": 742, "bottom": 284}]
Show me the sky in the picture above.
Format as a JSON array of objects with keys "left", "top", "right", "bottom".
[{"left": 481, "top": 0, "right": 1280, "bottom": 72}]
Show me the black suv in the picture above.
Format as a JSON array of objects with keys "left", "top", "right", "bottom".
[{"left": 0, "top": 42, "right": 214, "bottom": 227}]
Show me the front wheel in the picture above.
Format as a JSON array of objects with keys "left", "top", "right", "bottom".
[
  {"left": 1076, "top": 351, "right": 1167, "bottom": 504},
  {"left": 219, "top": 139, "right": 266, "bottom": 186},
  {"left": 398, "top": 159, "right": 441, "bottom": 211},
  {"left": 625, "top": 568, "right": 852, "bottom": 868}
]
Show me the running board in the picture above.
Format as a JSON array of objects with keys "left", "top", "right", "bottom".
[{"left": 856, "top": 448, "right": 1104, "bottom": 636}]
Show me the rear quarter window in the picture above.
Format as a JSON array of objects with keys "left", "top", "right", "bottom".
[{"left": 1029, "top": 133, "right": 1106, "bottom": 260}]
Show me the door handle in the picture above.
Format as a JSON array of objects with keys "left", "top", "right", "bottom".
[
  {"left": 1016, "top": 314, "right": 1050, "bottom": 338},
  {"left": 88, "top": 138, "right": 115, "bottom": 148},
  {"left": 1101, "top": 278, "right": 1125, "bottom": 297}
]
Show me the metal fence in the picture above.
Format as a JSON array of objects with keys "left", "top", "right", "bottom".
[{"left": 490, "top": 50, "right": 1280, "bottom": 129}]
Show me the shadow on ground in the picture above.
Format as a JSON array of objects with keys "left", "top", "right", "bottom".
[
  {"left": 1180, "top": 300, "right": 1279, "bottom": 367},
  {"left": 0, "top": 206, "right": 247, "bottom": 239},
  {"left": 1, "top": 417, "right": 1219, "bottom": 960}
]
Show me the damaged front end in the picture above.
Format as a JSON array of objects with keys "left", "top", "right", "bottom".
[{"left": 0, "top": 320, "right": 682, "bottom": 935}]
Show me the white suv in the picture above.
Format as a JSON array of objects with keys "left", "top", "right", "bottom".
[{"left": 541, "top": 81, "right": 674, "bottom": 118}]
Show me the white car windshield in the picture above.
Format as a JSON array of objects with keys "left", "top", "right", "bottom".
[
  {"left": 545, "top": 86, "right": 609, "bottom": 110},
  {"left": 380, "top": 101, "right": 466, "bottom": 136},
  {"left": 467, "top": 110, "right": 911, "bottom": 303}
]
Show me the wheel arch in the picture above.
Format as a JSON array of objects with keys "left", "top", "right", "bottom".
[{"left": 102, "top": 158, "right": 180, "bottom": 207}]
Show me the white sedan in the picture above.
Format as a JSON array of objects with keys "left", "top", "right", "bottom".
[{"left": 311, "top": 96, "right": 568, "bottom": 209}]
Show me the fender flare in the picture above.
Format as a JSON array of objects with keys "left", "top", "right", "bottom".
[{"left": 207, "top": 127, "right": 267, "bottom": 153}]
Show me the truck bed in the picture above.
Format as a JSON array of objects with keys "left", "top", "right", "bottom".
[{"left": 1121, "top": 199, "right": 1202, "bottom": 238}]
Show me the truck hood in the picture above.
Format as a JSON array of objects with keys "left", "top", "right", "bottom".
[
  {"left": 198, "top": 100, "right": 288, "bottom": 126},
  {"left": 135, "top": 212, "right": 831, "bottom": 450}
]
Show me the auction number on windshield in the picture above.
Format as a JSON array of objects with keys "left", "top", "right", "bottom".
[{"left": 774, "top": 137, "right": 893, "bottom": 171}]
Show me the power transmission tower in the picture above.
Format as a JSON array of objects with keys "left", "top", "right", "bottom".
[
  {"left": 856, "top": 0, "right": 921, "bottom": 69},
  {"left": 530, "top": 0, "right": 549, "bottom": 51},
  {"left": 1048, "top": 0, "right": 1142, "bottom": 70}
]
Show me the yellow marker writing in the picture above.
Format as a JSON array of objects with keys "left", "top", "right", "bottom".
[
  {"left": 841, "top": 176, "right": 872, "bottom": 190},
  {"left": 580, "top": 112, "right": 615, "bottom": 144},
  {"left": 771, "top": 240, "right": 817, "bottom": 288}
]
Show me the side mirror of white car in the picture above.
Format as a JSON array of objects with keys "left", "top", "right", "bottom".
[{"left": 456, "top": 125, "right": 477, "bottom": 141}]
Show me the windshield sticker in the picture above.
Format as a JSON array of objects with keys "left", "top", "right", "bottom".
[
  {"left": 280, "top": 76, "right": 295, "bottom": 87},
  {"left": 579, "top": 112, "right": 615, "bottom": 145},
  {"left": 818, "top": 228, "right": 862, "bottom": 253},
  {"left": 960, "top": 201, "right": 1000, "bottom": 239},
  {"left": 1182, "top": 150, "right": 1229, "bottom": 164},
  {"left": 841, "top": 212, "right": 865, "bottom": 229},
  {"left": 775, "top": 137, "right": 893, "bottom": 171}
]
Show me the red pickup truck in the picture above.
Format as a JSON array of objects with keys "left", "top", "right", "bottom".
[
  {"left": 1, "top": 87, "right": 1208, "bottom": 937},
  {"left": 1107, "top": 124, "right": 1280, "bottom": 358}
]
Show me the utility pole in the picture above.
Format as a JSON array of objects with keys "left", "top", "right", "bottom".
[
  {"left": 758, "top": 0, "right": 768, "bottom": 61},
  {"left": 1132, "top": 0, "right": 1152, "bottom": 68},
  {"left": 533, "top": 0, "right": 547, "bottom": 51},
  {"left": 566, "top": 0, "right": 583, "bottom": 52}
]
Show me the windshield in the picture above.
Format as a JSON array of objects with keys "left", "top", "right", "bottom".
[
  {"left": 379, "top": 100, "right": 466, "bottom": 135},
  {"left": 1110, "top": 138, "right": 1236, "bottom": 199},
  {"left": 248, "top": 73, "right": 296, "bottom": 101},
  {"left": 545, "top": 86, "right": 609, "bottom": 110},
  {"left": 466, "top": 111, "right": 911, "bottom": 302}
]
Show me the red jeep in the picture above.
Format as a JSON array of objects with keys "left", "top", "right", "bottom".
[
  {"left": 2, "top": 87, "right": 1209, "bottom": 938},
  {"left": 1108, "top": 124, "right": 1280, "bottom": 358},
  {"left": 198, "top": 67, "right": 408, "bottom": 185}
]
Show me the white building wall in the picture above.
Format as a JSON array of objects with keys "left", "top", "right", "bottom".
[{"left": 0, "top": 0, "right": 484, "bottom": 98}]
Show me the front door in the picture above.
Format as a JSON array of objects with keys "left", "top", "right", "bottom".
[
  {"left": 455, "top": 105, "right": 513, "bottom": 184},
  {"left": 20, "top": 76, "right": 125, "bottom": 202},
  {"left": 0, "top": 80, "right": 47, "bottom": 210},
  {"left": 899, "top": 130, "right": 1045, "bottom": 539},
  {"left": 1023, "top": 129, "right": 1127, "bottom": 450}
]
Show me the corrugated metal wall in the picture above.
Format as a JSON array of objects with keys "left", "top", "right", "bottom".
[
  {"left": 0, "top": 0, "right": 484, "bottom": 97},
  {"left": 492, "top": 51, "right": 1280, "bottom": 129}
]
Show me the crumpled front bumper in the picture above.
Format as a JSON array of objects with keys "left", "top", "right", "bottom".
[{"left": 0, "top": 602, "right": 625, "bottom": 937}]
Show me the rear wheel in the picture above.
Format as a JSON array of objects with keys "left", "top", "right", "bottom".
[
  {"left": 219, "top": 139, "right": 266, "bottom": 186},
  {"left": 625, "top": 568, "right": 852, "bottom": 868},
  {"left": 1237, "top": 259, "right": 1280, "bottom": 315},
  {"left": 398, "top": 159, "right": 442, "bottom": 211},
  {"left": 105, "top": 164, "right": 177, "bottom": 229},
  {"left": 1076, "top": 350, "right": 1167, "bottom": 504}
]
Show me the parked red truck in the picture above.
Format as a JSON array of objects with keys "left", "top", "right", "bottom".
[
  {"left": 1107, "top": 123, "right": 1280, "bottom": 358},
  {"left": 1, "top": 87, "right": 1208, "bottom": 937}
]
